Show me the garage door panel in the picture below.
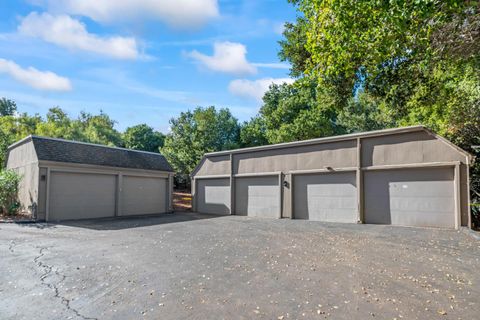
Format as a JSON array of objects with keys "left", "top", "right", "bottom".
[
  {"left": 49, "top": 172, "right": 116, "bottom": 221},
  {"left": 235, "top": 176, "right": 280, "bottom": 218},
  {"left": 307, "top": 196, "right": 357, "bottom": 211},
  {"left": 364, "top": 168, "right": 455, "bottom": 228},
  {"left": 196, "top": 178, "right": 230, "bottom": 215},
  {"left": 121, "top": 176, "right": 167, "bottom": 216},
  {"left": 294, "top": 172, "right": 357, "bottom": 223},
  {"left": 389, "top": 180, "right": 454, "bottom": 197},
  {"left": 390, "top": 197, "right": 454, "bottom": 213}
]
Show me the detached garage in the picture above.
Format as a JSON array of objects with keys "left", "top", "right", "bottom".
[
  {"left": 192, "top": 126, "right": 474, "bottom": 229},
  {"left": 6, "top": 136, "right": 174, "bottom": 221}
]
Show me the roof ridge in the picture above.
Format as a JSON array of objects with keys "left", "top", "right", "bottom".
[{"left": 29, "top": 135, "right": 165, "bottom": 157}]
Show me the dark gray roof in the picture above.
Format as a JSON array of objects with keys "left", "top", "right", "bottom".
[{"left": 13, "top": 136, "right": 174, "bottom": 172}]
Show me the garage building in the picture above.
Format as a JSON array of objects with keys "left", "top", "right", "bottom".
[
  {"left": 6, "top": 136, "right": 174, "bottom": 221},
  {"left": 192, "top": 126, "right": 473, "bottom": 229}
]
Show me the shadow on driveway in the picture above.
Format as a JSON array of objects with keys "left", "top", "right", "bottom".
[{"left": 38, "top": 211, "right": 225, "bottom": 231}]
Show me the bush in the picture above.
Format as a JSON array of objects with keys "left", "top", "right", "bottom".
[
  {"left": 174, "top": 173, "right": 191, "bottom": 191},
  {"left": 0, "top": 169, "right": 21, "bottom": 215}
]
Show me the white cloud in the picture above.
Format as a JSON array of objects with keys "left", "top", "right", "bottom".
[
  {"left": 252, "top": 62, "right": 290, "bottom": 69},
  {"left": 0, "top": 58, "right": 72, "bottom": 91},
  {"left": 229, "top": 78, "right": 294, "bottom": 101},
  {"left": 33, "top": 0, "right": 219, "bottom": 29},
  {"left": 274, "top": 22, "right": 286, "bottom": 35},
  {"left": 187, "top": 41, "right": 257, "bottom": 75},
  {"left": 19, "top": 12, "right": 139, "bottom": 59}
]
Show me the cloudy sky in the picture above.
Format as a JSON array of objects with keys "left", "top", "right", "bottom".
[{"left": 0, "top": 1, "right": 296, "bottom": 132}]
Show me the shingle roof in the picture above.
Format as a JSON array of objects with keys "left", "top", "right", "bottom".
[{"left": 12, "top": 136, "right": 174, "bottom": 172}]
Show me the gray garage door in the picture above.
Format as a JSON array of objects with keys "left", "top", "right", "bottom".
[
  {"left": 49, "top": 171, "right": 116, "bottom": 221},
  {"left": 293, "top": 172, "right": 357, "bottom": 223},
  {"left": 196, "top": 178, "right": 230, "bottom": 214},
  {"left": 121, "top": 176, "right": 167, "bottom": 216},
  {"left": 235, "top": 176, "right": 280, "bottom": 218},
  {"left": 364, "top": 167, "right": 455, "bottom": 228}
]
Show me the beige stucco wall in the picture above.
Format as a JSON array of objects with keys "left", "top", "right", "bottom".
[
  {"left": 233, "top": 140, "right": 357, "bottom": 174},
  {"left": 37, "top": 167, "right": 47, "bottom": 220},
  {"left": 6, "top": 140, "right": 38, "bottom": 167},
  {"left": 194, "top": 155, "right": 231, "bottom": 176},
  {"left": 6, "top": 141, "right": 39, "bottom": 216},
  {"left": 361, "top": 131, "right": 466, "bottom": 167},
  {"left": 197, "top": 131, "right": 470, "bottom": 178}
]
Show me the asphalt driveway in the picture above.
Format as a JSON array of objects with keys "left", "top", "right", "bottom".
[{"left": 1, "top": 213, "right": 479, "bottom": 319}]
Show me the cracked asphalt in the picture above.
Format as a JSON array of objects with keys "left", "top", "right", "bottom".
[{"left": 1, "top": 212, "right": 480, "bottom": 320}]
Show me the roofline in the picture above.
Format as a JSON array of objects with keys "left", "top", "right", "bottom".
[
  {"left": 421, "top": 127, "right": 475, "bottom": 163},
  {"left": 8, "top": 135, "right": 165, "bottom": 157},
  {"left": 204, "top": 125, "right": 427, "bottom": 157},
  {"left": 7, "top": 135, "right": 33, "bottom": 150},
  {"left": 38, "top": 160, "right": 174, "bottom": 173}
]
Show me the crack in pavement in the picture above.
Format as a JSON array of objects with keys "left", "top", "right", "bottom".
[
  {"left": 34, "top": 247, "right": 98, "bottom": 320},
  {"left": 8, "top": 240, "right": 16, "bottom": 253}
]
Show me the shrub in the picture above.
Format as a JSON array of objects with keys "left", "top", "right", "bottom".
[
  {"left": 174, "top": 173, "right": 191, "bottom": 191},
  {"left": 0, "top": 169, "right": 21, "bottom": 215}
]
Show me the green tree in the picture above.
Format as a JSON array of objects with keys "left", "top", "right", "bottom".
[
  {"left": 259, "top": 78, "right": 343, "bottom": 143},
  {"left": 0, "top": 98, "right": 17, "bottom": 116},
  {"left": 123, "top": 124, "right": 165, "bottom": 152},
  {"left": 239, "top": 116, "right": 269, "bottom": 147},
  {"left": 0, "top": 113, "right": 42, "bottom": 168},
  {"left": 161, "top": 106, "right": 240, "bottom": 175},
  {"left": 0, "top": 130, "right": 13, "bottom": 169},
  {"left": 36, "top": 108, "right": 122, "bottom": 146},
  {"left": 295, "top": 0, "right": 476, "bottom": 79},
  {"left": 79, "top": 111, "right": 122, "bottom": 146},
  {"left": 35, "top": 107, "right": 83, "bottom": 141},
  {"left": 337, "top": 91, "right": 395, "bottom": 133},
  {"left": 278, "top": 17, "right": 311, "bottom": 78},
  {"left": 397, "top": 63, "right": 480, "bottom": 138},
  {"left": 0, "top": 169, "right": 22, "bottom": 215}
]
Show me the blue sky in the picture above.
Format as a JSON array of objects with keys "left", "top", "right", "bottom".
[{"left": 0, "top": 0, "right": 296, "bottom": 132}]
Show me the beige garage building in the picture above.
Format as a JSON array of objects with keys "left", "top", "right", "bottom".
[
  {"left": 192, "top": 126, "right": 474, "bottom": 229},
  {"left": 6, "top": 136, "right": 174, "bottom": 221}
]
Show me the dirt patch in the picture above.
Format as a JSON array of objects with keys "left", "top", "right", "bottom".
[
  {"left": 0, "top": 212, "right": 33, "bottom": 223},
  {"left": 173, "top": 191, "right": 191, "bottom": 211}
]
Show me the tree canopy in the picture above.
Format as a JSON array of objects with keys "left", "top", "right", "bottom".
[
  {"left": 123, "top": 124, "right": 165, "bottom": 153},
  {"left": 0, "top": 98, "right": 17, "bottom": 116},
  {"left": 0, "top": 104, "right": 165, "bottom": 167},
  {"left": 161, "top": 106, "right": 240, "bottom": 175}
]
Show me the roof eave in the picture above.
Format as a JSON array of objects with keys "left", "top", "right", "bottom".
[
  {"left": 37, "top": 159, "right": 175, "bottom": 173},
  {"left": 7, "top": 135, "right": 33, "bottom": 150}
]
